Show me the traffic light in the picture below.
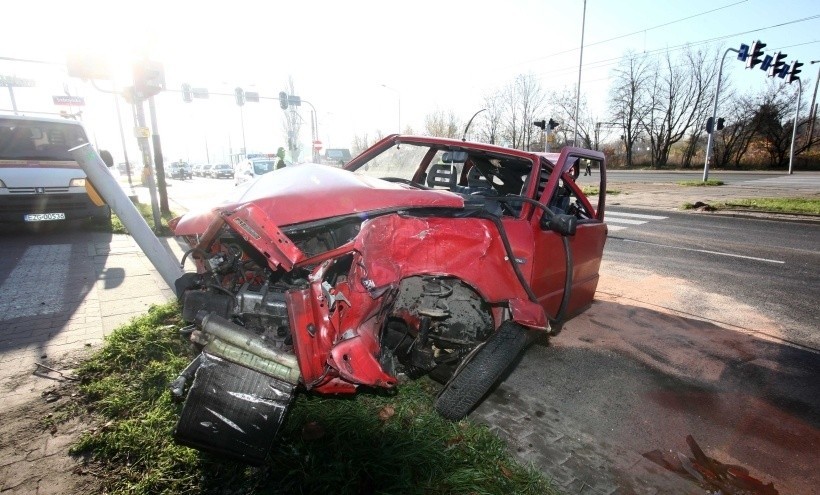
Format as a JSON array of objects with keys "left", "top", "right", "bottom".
[
  {"left": 788, "top": 60, "right": 803, "bottom": 83},
  {"left": 133, "top": 60, "right": 165, "bottom": 98},
  {"left": 737, "top": 43, "right": 749, "bottom": 62},
  {"left": 759, "top": 54, "right": 773, "bottom": 72},
  {"left": 746, "top": 40, "right": 766, "bottom": 69},
  {"left": 235, "top": 87, "right": 245, "bottom": 106},
  {"left": 548, "top": 119, "right": 560, "bottom": 130},
  {"left": 533, "top": 120, "right": 546, "bottom": 130},
  {"left": 279, "top": 91, "right": 288, "bottom": 110},
  {"left": 716, "top": 118, "right": 725, "bottom": 131},
  {"left": 181, "top": 83, "right": 193, "bottom": 103},
  {"left": 705, "top": 117, "right": 714, "bottom": 134},
  {"left": 767, "top": 52, "right": 787, "bottom": 77}
]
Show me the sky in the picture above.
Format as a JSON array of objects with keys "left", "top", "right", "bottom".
[{"left": 0, "top": 0, "right": 818, "bottom": 165}]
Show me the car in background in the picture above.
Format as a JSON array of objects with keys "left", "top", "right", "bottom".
[
  {"left": 199, "top": 163, "right": 213, "bottom": 178},
  {"left": 322, "top": 148, "right": 352, "bottom": 166},
  {"left": 169, "top": 161, "right": 192, "bottom": 179},
  {"left": 209, "top": 163, "right": 234, "bottom": 179},
  {"left": 234, "top": 157, "right": 284, "bottom": 186},
  {"left": 169, "top": 134, "right": 608, "bottom": 462}
]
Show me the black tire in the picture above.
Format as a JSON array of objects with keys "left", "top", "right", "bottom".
[{"left": 434, "top": 320, "right": 530, "bottom": 420}]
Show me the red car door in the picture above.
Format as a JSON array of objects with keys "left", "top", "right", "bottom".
[{"left": 528, "top": 149, "right": 607, "bottom": 322}]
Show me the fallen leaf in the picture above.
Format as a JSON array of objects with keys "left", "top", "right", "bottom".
[{"left": 378, "top": 405, "right": 395, "bottom": 421}]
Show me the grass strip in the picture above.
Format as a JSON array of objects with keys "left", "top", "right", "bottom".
[
  {"left": 70, "top": 303, "right": 558, "bottom": 495},
  {"left": 719, "top": 197, "right": 820, "bottom": 215},
  {"left": 110, "top": 202, "right": 177, "bottom": 235},
  {"left": 581, "top": 186, "right": 621, "bottom": 196},
  {"left": 677, "top": 179, "right": 724, "bottom": 186}
]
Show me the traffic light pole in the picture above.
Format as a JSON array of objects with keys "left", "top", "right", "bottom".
[
  {"left": 133, "top": 98, "right": 162, "bottom": 231},
  {"left": 703, "top": 47, "right": 738, "bottom": 182},
  {"left": 788, "top": 80, "right": 802, "bottom": 175},
  {"left": 148, "top": 96, "right": 170, "bottom": 213}
]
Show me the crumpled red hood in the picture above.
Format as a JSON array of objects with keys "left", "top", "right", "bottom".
[{"left": 172, "top": 163, "right": 465, "bottom": 235}]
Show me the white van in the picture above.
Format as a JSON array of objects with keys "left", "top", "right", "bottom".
[
  {"left": 234, "top": 157, "right": 286, "bottom": 186},
  {"left": 0, "top": 115, "right": 110, "bottom": 223}
]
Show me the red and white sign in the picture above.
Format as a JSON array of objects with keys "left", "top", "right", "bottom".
[{"left": 312, "top": 140, "right": 323, "bottom": 150}]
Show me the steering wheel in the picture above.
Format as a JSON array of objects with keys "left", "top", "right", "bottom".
[{"left": 380, "top": 177, "right": 430, "bottom": 189}]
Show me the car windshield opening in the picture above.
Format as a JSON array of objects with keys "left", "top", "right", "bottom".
[{"left": 253, "top": 160, "right": 275, "bottom": 175}]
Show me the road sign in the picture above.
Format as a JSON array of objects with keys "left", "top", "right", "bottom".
[
  {"left": 191, "top": 87, "right": 209, "bottom": 99},
  {"left": 0, "top": 75, "right": 35, "bottom": 87},
  {"left": 312, "top": 140, "right": 322, "bottom": 150},
  {"left": 53, "top": 95, "right": 85, "bottom": 106},
  {"left": 134, "top": 126, "right": 151, "bottom": 139},
  {"left": 245, "top": 91, "right": 259, "bottom": 103}
]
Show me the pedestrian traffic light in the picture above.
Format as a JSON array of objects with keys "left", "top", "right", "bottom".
[
  {"left": 533, "top": 120, "right": 546, "bottom": 130},
  {"left": 235, "top": 87, "right": 245, "bottom": 106},
  {"left": 746, "top": 40, "right": 766, "bottom": 69},
  {"left": 737, "top": 43, "right": 749, "bottom": 62},
  {"left": 181, "top": 83, "right": 193, "bottom": 103},
  {"left": 716, "top": 118, "right": 725, "bottom": 131},
  {"left": 767, "top": 52, "right": 787, "bottom": 77},
  {"left": 548, "top": 119, "right": 560, "bottom": 130},
  {"left": 705, "top": 117, "right": 714, "bottom": 133},
  {"left": 279, "top": 91, "right": 288, "bottom": 110},
  {"left": 788, "top": 60, "right": 803, "bottom": 83}
]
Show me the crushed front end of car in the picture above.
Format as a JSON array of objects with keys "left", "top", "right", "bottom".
[{"left": 167, "top": 136, "right": 606, "bottom": 464}]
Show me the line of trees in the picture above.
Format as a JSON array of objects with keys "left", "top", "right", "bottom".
[{"left": 352, "top": 45, "right": 818, "bottom": 169}]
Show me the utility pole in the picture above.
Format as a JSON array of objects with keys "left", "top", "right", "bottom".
[
  {"left": 573, "top": 0, "right": 587, "bottom": 146},
  {"left": 131, "top": 95, "right": 162, "bottom": 230},
  {"left": 148, "top": 96, "right": 170, "bottom": 214},
  {"left": 807, "top": 60, "right": 820, "bottom": 151}
]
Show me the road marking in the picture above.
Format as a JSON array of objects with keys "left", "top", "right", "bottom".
[
  {"left": 620, "top": 238, "right": 785, "bottom": 264},
  {"left": 606, "top": 217, "right": 647, "bottom": 225},
  {"left": 608, "top": 225, "right": 628, "bottom": 232},
  {"left": 607, "top": 211, "right": 668, "bottom": 220}
]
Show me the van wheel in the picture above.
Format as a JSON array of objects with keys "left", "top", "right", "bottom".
[{"left": 434, "top": 321, "right": 530, "bottom": 420}]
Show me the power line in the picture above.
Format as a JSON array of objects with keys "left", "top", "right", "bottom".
[{"left": 505, "top": 0, "right": 749, "bottom": 69}]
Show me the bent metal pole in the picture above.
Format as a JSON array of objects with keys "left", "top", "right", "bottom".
[
  {"left": 69, "top": 143, "right": 184, "bottom": 294},
  {"left": 703, "top": 47, "right": 739, "bottom": 182}
]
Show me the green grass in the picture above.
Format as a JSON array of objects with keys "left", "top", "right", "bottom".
[
  {"left": 719, "top": 197, "right": 820, "bottom": 215},
  {"left": 110, "top": 202, "right": 177, "bottom": 236},
  {"left": 69, "top": 303, "right": 557, "bottom": 495},
  {"left": 677, "top": 179, "right": 724, "bottom": 186},
  {"left": 581, "top": 186, "right": 621, "bottom": 196},
  {"left": 681, "top": 197, "right": 820, "bottom": 214}
]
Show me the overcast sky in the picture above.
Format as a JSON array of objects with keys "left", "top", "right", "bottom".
[{"left": 1, "top": 0, "right": 818, "bottom": 164}]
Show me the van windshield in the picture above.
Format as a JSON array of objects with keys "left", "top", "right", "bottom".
[{"left": 0, "top": 118, "right": 88, "bottom": 161}]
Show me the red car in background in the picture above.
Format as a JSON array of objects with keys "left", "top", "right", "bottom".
[{"left": 169, "top": 135, "right": 608, "bottom": 463}]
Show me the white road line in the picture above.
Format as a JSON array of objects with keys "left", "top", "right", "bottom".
[
  {"left": 621, "top": 239, "right": 785, "bottom": 264},
  {"left": 608, "top": 225, "right": 628, "bottom": 232},
  {"left": 607, "top": 211, "right": 668, "bottom": 220},
  {"left": 606, "top": 218, "right": 647, "bottom": 225}
]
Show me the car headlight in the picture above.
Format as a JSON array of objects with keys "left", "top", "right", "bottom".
[{"left": 69, "top": 178, "right": 86, "bottom": 187}]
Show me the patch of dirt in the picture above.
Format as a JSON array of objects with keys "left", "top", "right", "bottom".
[{"left": 0, "top": 353, "right": 102, "bottom": 495}]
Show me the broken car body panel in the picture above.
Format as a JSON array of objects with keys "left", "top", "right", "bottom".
[{"left": 170, "top": 135, "right": 608, "bottom": 462}]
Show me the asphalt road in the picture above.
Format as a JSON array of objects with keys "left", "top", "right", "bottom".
[{"left": 604, "top": 207, "right": 820, "bottom": 349}]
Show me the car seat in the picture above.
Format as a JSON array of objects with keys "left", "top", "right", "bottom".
[{"left": 426, "top": 164, "right": 458, "bottom": 190}]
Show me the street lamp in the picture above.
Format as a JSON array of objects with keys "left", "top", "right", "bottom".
[
  {"left": 807, "top": 60, "right": 820, "bottom": 151},
  {"left": 381, "top": 84, "right": 401, "bottom": 133}
]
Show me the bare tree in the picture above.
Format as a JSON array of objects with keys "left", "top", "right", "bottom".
[
  {"left": 608, "top": 52, "right": 654, "bottom": 166},
  {"left": 501, "top": 73, "right": 547, "bottom": 150},
  {"left": 641, "top": 48, "right": 720, "bottom": 168},
  {"left": 423, "top": 110, "right": 460, "bottom": 138},
  {"left": 475, "top": 91, "right": 503, "bottom": 144},
  {"left": 713, "top": 94, "right": 757, "bottom": 168},
  {"left": 549, "top": 86, "right": 598, "bottom": 148}
]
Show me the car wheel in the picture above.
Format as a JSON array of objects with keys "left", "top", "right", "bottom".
[{"left": 434, "top": 320, "right": 530, "bottom": 420}]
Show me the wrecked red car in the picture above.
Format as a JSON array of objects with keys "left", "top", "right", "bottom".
[{"left": 168, "top": 135, "right": 608, "bottom": 463}]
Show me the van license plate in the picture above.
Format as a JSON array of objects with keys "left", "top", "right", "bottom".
[{"left": 24, "top": 213, "right": 66, "bottom": 222}]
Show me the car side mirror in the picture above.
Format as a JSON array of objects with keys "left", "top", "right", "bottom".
[
  {"left": 99, "top": 149, "right": 114, "bottom": 167},
  {"left": 542, "top": 213, "right": 577, "bottom": 236}
]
